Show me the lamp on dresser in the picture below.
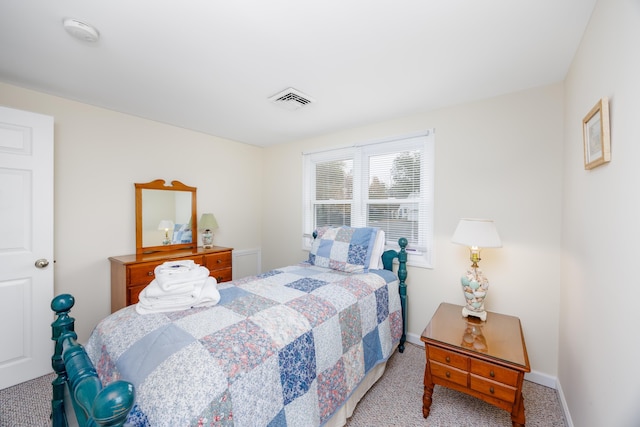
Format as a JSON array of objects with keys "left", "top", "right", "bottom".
[
  {"left": 451, "top": 218, "right": 502, "bottom": 321},
  {"left": 199, "top": 213, "right": 219, "bottom": 249},
  {"left": 157, "top": 220, "right": 174, "bottom": 246}
]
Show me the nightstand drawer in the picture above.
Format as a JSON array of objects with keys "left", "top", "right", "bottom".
[
  {"left": 428, "top": 346, "right": 468, "bottom": 371},
  {"left": 470, "top": 375, "right": 517, "bottom": 402},
  {"left": 470, "top": 359, "right": 519, "bottom": 386},
  {"left": 430, "top": 361, "right": 468, "bottom": 387}
]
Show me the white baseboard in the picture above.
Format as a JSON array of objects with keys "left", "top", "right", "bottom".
[
  {"left": 405, "top": 331, "right": 423, "bottom": 347},
  {"left": 524, "top": 370, "right": 556, "bottom": 388},
  {"left": 555, "top": 380, "right": 574, "bottom": 427}
]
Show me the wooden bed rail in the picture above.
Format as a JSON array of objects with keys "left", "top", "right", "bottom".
[{"left": 51, "top": 294, "right": 135, "bottom": 427}]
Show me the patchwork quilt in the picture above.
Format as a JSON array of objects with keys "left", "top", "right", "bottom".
[{"left": 86, "top": 264, "right": 402, "bottom": 427}]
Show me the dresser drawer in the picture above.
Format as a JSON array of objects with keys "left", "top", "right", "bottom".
[
  {"left": 470, "top": 359, "right": 519, "bottom": 386},
  {"left": 470, "top": 375, "right": 517, "bottom": 402},
  {"left": 427, "top": 346, "right": 468, "bottom": 371},
  {"left": 128, "top": 263, "right": 159, "bottom": 286},
  {"left": 128, "top": 284, "right": 146, "bottom": 305},
  {"left": 210, "top": 267, "right": 232, "bottom": 283},
  {"left": 430, "top": 361, "right": 468, "bottom": 387},
  {"left": 128, "top": 256, "right": 204, "bottom": 286},
  {"left": 203, "top": 252, "right": 232, "bottom": 271}
]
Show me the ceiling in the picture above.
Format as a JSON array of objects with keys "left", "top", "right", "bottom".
[{"left": 0, "top": 1, "right": 597, "bottom": 147}]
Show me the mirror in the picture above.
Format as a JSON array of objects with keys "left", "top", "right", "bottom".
[{"left": 135, "top": 180, "right": 197, "bottom": 254}]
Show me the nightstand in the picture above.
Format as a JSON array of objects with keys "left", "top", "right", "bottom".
[{"left": 421, "top": 302, "right": 530, "bottom": 427}]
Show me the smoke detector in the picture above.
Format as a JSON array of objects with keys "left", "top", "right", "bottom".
[
  {"left": 63, "top": 18, "right": 100, "bottom": 42},
  {"left": 269, "top": 88, "right": 315, "bottom": 111}
]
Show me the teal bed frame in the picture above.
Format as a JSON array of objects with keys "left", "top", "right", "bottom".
[
  {"left": 51, "top": 294, "right": 135, "bottom": 427},
  {"left": 50, "top": 238, "right": 408, "bottom": 426}
]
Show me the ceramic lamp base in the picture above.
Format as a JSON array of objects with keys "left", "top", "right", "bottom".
[
  {"left": 202, "top": 230, "right": 213, "bottom": 249},
  {"left": 460, "top": 266, "right": 489, "bottom": 321}
]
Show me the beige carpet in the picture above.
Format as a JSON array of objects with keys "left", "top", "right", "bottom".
[{"left": 0, "top": 343, "right": 566, "bottom": 427}]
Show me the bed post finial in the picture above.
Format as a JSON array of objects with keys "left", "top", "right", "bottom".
[{"left": 51, "top": 294, "right": 76, "bottom": 427}]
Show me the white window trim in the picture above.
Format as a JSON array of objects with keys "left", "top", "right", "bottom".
[{"left": 302, "top": 130, "right": 435, "bottom": 269}]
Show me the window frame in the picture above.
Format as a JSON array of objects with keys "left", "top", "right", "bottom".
[{"left": 302, "top": 130, "right": 435, "bottom": 268}]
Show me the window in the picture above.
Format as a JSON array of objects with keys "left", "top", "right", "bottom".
[{"left": 302, "top": 131, "right": 434, "bottom": 268}]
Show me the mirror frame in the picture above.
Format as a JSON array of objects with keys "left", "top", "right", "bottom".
[{"left": 135, "top": 179, "right": 197, "bottom": 254}]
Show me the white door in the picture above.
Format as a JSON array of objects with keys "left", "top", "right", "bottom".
[{"left": 0, "top": 106, "right": 54, "bottom": 389}]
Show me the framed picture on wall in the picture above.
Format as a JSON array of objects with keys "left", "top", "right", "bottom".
[{"left": 583, "top": 97, "right": 610, "bottom": 170}]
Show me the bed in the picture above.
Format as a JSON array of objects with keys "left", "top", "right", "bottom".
[{"left": 51, "top": 227, "right": 408, "bottom": 427}]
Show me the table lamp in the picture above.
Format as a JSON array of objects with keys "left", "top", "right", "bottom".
[
  {"left": 157, "top": 220, "right": 174, "bottom": 245},
  {"left": 451, "top": 218, "right": 502, "bottom": 321},
  {"left": 199, "top": 213, "right": 219, "bottom": 249}
]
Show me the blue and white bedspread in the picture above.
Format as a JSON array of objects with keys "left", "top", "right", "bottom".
[{"left": 86, "top": 264, "right": 402, "bottom": 427}]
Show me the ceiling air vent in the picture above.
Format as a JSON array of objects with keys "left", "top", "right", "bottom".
[{"left": 269, "top": 87, "right": 315, "bottom": 111}]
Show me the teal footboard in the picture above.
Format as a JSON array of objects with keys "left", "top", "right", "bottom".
[{"left": 51, "top": 294, "right": 135, "bottom": 427}]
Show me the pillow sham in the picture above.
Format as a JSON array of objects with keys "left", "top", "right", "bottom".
[
  {"left": 368, "top": 229, "right": 386, "bottom": 270},
  {"left": 308, "top": 226, "right": 380, "bottom": 273}
]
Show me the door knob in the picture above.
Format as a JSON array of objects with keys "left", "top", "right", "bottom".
[{"left": 35, "top": 258, "right": 50, "bottom": 268}]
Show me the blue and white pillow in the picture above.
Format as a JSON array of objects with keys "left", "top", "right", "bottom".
[{"left": 308, "top": 226, "right": 379, "bottom": 273}]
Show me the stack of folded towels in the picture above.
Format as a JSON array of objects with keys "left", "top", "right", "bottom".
[{"left": 136, "top": 260, "right": 221, "bottom": 315}]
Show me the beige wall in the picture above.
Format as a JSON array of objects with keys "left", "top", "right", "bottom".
[
  {"left": 0, "top": 82, "right": 263, "bottom": 342},
  {"left": 561, "top": 0, "right": 640, "bottom": 425},
  {"left": 262, "top": 83, "right": 564, "bottom": 382}
]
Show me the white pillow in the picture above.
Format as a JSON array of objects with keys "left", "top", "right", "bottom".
[{"left": 368, "top": 229, "right": 386, "bottom": 270}]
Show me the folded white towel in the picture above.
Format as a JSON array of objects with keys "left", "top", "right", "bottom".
[
  {"left": 136, "top": 277, "right": 220, "bottom": 314},
  {"left": 193, "top": 278, "right": 221, "bottom": 308},
  {"left": 155, "top": 260, "right": 197, "bottom": 275},
  {"left": 154, "top": 265, "right": 210, "bottom": 290},
  {"left": 139, "top": 280, "right": 193, "bottom": 301}
]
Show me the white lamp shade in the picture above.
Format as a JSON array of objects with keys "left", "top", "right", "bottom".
[
  {"left": 157, "top": 220, "right": 174, "bottom": 231},
  {"left": 451, "top": 218, "right": 502, "bottom": 248},
  {"left": 199, "top": 213, "right": 219, "bottom": 231}
]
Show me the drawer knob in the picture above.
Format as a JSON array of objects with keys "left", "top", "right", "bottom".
[
  {"left": 147, "top": 272, "right": 153, "bottom": 276},
  {"left": 445, "top": 371, "right": 450, "bottom": 378},
  {"left": 445, "top": 356, "right": 450, "bottom": 363},
  {"left": 489, "top": 386, "right": 495, "bottom": 394},
  {"left": 490, "top": 370, "right": 495, "bottom": 377},
  {"left": 217, "top": 276, "right": 223, "bottom": 282},
  {"left": 217, "top": 259, "right": 222, "bottom": 264}
]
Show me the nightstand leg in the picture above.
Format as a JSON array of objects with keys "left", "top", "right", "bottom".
[
  {"left": 510, "top": 391, "right": 526, "bottom": 427},
  {"left": 422, "top": 360, "right": 434, "bottom": 418}
]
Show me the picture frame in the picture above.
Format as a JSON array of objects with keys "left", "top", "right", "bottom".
[{"left": 582, "top": 97, "right": 610, "bottom": 170}]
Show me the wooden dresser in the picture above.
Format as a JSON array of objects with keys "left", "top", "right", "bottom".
[
  {"left": 109, "top": 246, "right": 233, "bottom": 313},
  {"left": 421, "top": 302, "right": 530, "bottom": 427}
]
